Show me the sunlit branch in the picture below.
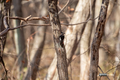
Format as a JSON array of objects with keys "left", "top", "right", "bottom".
[{"left": 0, "top": 15, "right": 99, "bottom": 37}]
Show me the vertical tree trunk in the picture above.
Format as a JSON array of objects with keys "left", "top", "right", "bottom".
[
  {"left": 99, "top": 0, "right": 115, "bottom": 69},
  {"left": 45, "top": 0, "right": 96, "bottom": 79},
  {"left": 89, "top": 0, "right": 109, "bottom": 80},
  {"left": 48, "top": 0, "right": 69, "bottom": 80},
  {"left": 24, "top": 0, "right": 47, "bottom": 80},
  {"left": 0, "top": 0, "right": 11, "bottom": 79},
  {"left": 12, "top": 0, "right": 27, "bottom": 77},
  {"left": 80, "top": 0, "right": 96, "bottom": 80}
]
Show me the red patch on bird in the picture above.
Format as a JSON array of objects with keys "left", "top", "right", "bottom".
[
  {"left": 6, "top": 0, "right": 10, "bottom": 3},
  {"left": 22, "top": 60, "right": 25, "bottom": 63}
]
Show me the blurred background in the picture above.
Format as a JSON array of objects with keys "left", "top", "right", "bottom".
[{"left": 0, "top": 0, "right": 120, "bottom": 80}]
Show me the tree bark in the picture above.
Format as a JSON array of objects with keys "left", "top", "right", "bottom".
[
  {"left": 80, "top": 0, "right": 96, "bottom": 80},
  {"left": 45, "top": 0, "right": 95, "bottom": 79},
  {"left": 24, "top": 0, "right": 47, "bottom": 80},
  {"left": 48, "top": 0, "right": 69, "bottom": 80},
  {"left": 0, "top": 0, "right": 11, "bottom": 54},
  {"left": 99, "top": 0, "right": 115, "bottom": 70},
  {"left": 0, "top": 0, "right": 11, "bottom": 79},
  {"left": 89, "top": 0, "right": 109, "bottom": 80},
  {"left": 12, "top": 0, "right": 27, "bottom": 77}
]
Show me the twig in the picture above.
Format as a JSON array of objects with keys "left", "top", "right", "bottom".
[
  {"left": 58, "top": 0, "right": 70, "bottom": 14},
  {"left": 71, "top": 47, "right": 90, "bottom": 62},
  {"left": 9, "top": 15, "right": 49, "bottom": 22},
  {"left": 0, "top": 15, "right": 99, "bottom": 37},
  {"left": 98, "top": 66, "right": 104, "bottom": 73},
  {"left": 11, "top": 49, "right": 26, "bottom": 79},
  {"left": 0, "top": 23, "right": 51, "bottom": 36},
  {"left": 98, "top": 66, "right": 110, "bottom": 80},
  {"left": 105, "top": 65, "right": 120, "bottom": 74},
  {"left": 57, "top": 5, "right": 70, "bottom": 22},
  {"left": 9, "top": 15, "right": 99, "bottom": 26},
  {"left": 62, "top": 16, "right": 99, "bottom": 26}
]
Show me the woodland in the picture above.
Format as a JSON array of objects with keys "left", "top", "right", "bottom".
[{"left": 0, "top": 0, "right": 120, "bottom": 80}]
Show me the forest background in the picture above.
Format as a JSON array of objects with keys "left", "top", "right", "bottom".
[{"left": 0, "top": 0, "right": 120, "bottom": 80}]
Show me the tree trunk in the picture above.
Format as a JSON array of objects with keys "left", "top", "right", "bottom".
[
  {"left": 45, "top": 0, "right": 96, "bottom": 79},
  {"left": 80, "top": 0, "right": 96, "bottom": 80},
  {"left": 24, "top": 0, "right": 47, "bottom": 80},
  {"left": 12, "top": 0, "right": 27, "bottom": 78},
  {"left": 89, "top": 0, "right": 109, "bottom": 80},
  {"left": 0, "top": 0, "right": 11, "bottom": 79},
  {"left": 99, "top": 0, "right": 115, "bottom": 70},
  {"left": 48, "top": 0, "right": 69, "bottom": 80}
]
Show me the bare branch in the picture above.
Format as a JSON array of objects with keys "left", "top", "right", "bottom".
[
  {"left": 0, "top": 23, "right": 50, "bottom": 36},
  {"left": 9, "top": 15, "right": 49, "bottom": 22},
  {"left": 98, "top": 66, "right": 110, "bottom": 80},
  {"left": 57, "top": 5, "right": 70, "bottom": 22},
  {"left": 9, "top": 15, "right": 99, "bottom": 26},
  {"left": 62, "top": 16, "right": 99, "bottom": 26},
  {"left": 58, "top": 0, "right": 70, "bottom": 14},
  {"left": 0, "top": 15, "right": 100, "bottom": 37},
  {"left": 3, "top": 16, "right": 9, "bottom": 28},
  {"left": 106, "top": 65, "right": 120, "bottom": 73}
]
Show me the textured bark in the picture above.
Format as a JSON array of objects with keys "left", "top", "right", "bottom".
[
  {"left": 0, "top": 0, "right": 11, "bottom": 79},
  {"left": 24, "top": 0, "right": 47, "bottom": 80},
  {"left": 12, "top": 0, "right": 27, "bottom": 75},
  {"left": 48, "top": 0, "right": 69, "bottom": 80},
  {"left": 0, "top": 0, "right": 11, "bottom": 54},
  {"left": 99, "top": 0, "right": 115, "bottom": 69},
  {"left": 89, "top": 0, "right": 109, "bottom": 80},
  {"left": 80, "top": 0, "right": 96, "bottom": 80},
  {"left": 45, "top": 0, "right": 94, "bottom": 79}
]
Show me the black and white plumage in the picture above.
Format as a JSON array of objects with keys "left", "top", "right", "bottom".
[{"left": 59, "top": 32, "right": 65, "bottom": 47}]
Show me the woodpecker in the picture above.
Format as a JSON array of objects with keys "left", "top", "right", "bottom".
[{"left": 59, "top": 32, "right": 65, "bottom": 47}]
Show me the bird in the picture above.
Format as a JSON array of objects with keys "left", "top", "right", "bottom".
[{"left": 59, "top": 32, "right": 65, "bottom": 47}]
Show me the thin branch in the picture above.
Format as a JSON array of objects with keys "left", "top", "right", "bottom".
[
  {"left": 0, "top": 23, "right": 50, "bottom": 36},
  {"left": 71, "top": 46, "right": 90, "bottom": 62},
  {"left": 58, "top": 0, "right": 70, "bottom": 14},
  {"left": 57, "top": 5, "right": 70, "bottom": 22},
  {"left": 0, "top": 15, "right": 99, "bottom": 37},
  {"left": 98, "top": 66, "right": 104, "bottom": 73},
  {"left": 3, "top": 16, "right": 9, "bottom": 28},
  {"left": 98, "top": 66, "right": 110, "bottom": 80},
  {"left": 9, "top": 15, "right": 99, "bottom": 26},
  {"left": 10, "top": 23, "right": 50, "bottom": 30},
  {"left": 62, "top": 16, "right": 99, "bottom": 26},
  {"left": 105, "top": 65, "right": 120, "bottom": 74},
  {"left": 11, "top": 49, "right": 26, "bottom": 78},
  {"left": 9, "top": 15, "right": 49, "bottom": 22}
]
